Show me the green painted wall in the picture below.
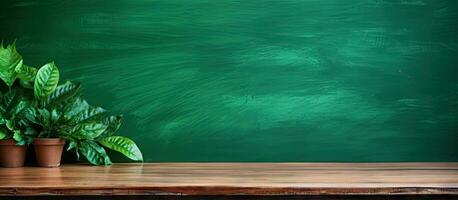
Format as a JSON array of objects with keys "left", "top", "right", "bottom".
[{"left": 1, "top": 0, "right": 457, "bottom": 162}]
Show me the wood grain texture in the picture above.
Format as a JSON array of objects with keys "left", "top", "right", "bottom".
[{"left": 0, "top": 163, "right": 457, "bottom": 196}]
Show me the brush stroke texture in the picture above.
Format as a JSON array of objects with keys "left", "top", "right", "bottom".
[{"left": 0, "top": 0, "right": 457, "bottom": 161}]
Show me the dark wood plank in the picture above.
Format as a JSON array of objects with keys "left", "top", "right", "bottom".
[
  {"left": 0, "top": 163, "right": 457, "bottom": 196},
  {"left": 3, "top": 195, "right": 458, "bottom": 200}
]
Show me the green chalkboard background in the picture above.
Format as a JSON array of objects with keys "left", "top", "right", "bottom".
[{"left": 1, "top": 0, "right": 457, "bottom": 162}]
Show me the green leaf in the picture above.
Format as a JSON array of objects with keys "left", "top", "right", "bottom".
[
  {"left": 66, "top": 140, "right": 80, "bottom": 159},
  {"left": 0, "top": 42, "right": 22, "bottom": 87},
  {"left": 72, "top": 106, "right": 106, "bottom": 124},
  {"left": 25, "top": 107, "right": 39, "bottom": 125},
  {"left": 71, "top": 123, "right": 108, "bottom": 139},
  {"left": 11, "top": 100, "right": 28, "bottom": 117},
  {"left": 62, "top": 97, "right": 89, "bottom": 117},
  {"left": 19, "top": 80, "right": 33, "bottom": 89},
  {"left": 15, "top": 64, "right": 37, "bottom": 82},
  {"left": 97, "top": 115, "right": 123, "bottom": 138},
  {"left": 37, "top": 108, "right": 51, "bottom": 127},
  {"left": 44, "top": 81, "right": 81, "bottom": 107},
  {"left": 16, "top": 64, "right": 38, "bottom": 89},
  {"left": 0, "top": 129, "right": 7, "bottom": 140},
  {"left": 12, "top": 130, "right": 23, "bottom": 143},
  {"left": 99, "top": 136, "right": 143, "bottom": 161},
  {"left": 79, "top": 141, "right": 112, "bottom": 166},
  {"left": 2, "top": 89, "right": 20, "bottom": 115},
  {"left": 5, "top": 120, "right": 13, "bottom": 130},
  {"left": 12, "top": 129, "right": 30, "bottom": 145},
  {"left": 22, "top": 124, "right": 37, "bottom": 137},
  {"left": 50, "top": 109, "right": 60, "bottom": 124},
  {"left": 34, "top": 62, "right": 59, "bottom": 99},
  {"left": 67, "top": 140, "right": 77, "bottom": 151}
]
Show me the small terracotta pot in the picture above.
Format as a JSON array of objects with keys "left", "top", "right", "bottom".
[
  {"left": 0, "top": 139, "right": 27, "bottom": 167},
  {"left": 33, "top": 138, "right": 66, "bottom": 168}
]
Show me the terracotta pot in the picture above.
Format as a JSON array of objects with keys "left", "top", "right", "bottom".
[
  {"left": 0, "top": 139, "right": 27, "bottom": 167},
  {"left": 33, "top": 138, "right": 66, "bottom": 167}
]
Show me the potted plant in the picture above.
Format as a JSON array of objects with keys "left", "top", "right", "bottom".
[
  {"left": 0, "top": 41, "right": 142, "bottom": 167},
  {"left": 0, "top": 89, "right": 34, "bottom": 167},
  {"left": 0, "top": 42, "right": 34, "bottom": 167},
  {"left": 23, "top": 62, "right": 143, "bottom": 167}
]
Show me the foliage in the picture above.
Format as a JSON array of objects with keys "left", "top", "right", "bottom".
[
  {"left": 26, "top": 79, "right": 143, "bottom": 165},
  {"left": 0, "top": 87, "right": 33, "bottom": 145},
  {"left": 0, "top": 41, "right": 22, "bottom": 87},
  {"left": 0, "top": 41, "right": 35, "bottom": 145},
  {"left": 0, "top": 41, "right": 143, "bottom": 165},
  {"left": 34, "top": 62, "right": 59, "bottom": 99}
]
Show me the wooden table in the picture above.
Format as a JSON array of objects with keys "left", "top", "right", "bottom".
[{"left": 0, "top": 163, "right": 457, "bottom": 196}]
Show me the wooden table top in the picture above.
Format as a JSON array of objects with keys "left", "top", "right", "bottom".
[{"left": 0, "top": 163, "right": 457, "bottom": 196}]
